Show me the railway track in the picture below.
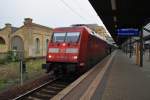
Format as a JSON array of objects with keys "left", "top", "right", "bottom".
[{"left": 13, "top": 77, "right": 72, "bottom": 100}]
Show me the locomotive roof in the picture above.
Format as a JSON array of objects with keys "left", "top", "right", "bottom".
[
  {"left": 53, "top": 26, "right": 89, "bottom": 31},
  {"left": 54, "top": 26, "right": 109, "bottom": 43},
  {"left": 89, "top": 31, "right": 109, "bottom": 43}
]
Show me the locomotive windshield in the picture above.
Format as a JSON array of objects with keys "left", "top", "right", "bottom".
[
  {"left": 65, "top": 32, "right": 80, "bottom": 42},
  {"left": 52, "top": 32, "right": 66, "bottom": 42},
  {"left": 52, "top": 32, "right": 80, "bottom": 43}
]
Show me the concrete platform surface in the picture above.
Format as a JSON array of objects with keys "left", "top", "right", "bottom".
[
  {"left": 97, "top": 50, "right": 150, "bottom": 100},
  {"left": 52, "top": 50, "right": 150, "bottom": 100}
]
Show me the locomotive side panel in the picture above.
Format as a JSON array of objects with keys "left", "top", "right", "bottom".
[
  {"left": 86, "top": 32, "right": 108, "bottom": 68},
  {"left": 77, "top": 28, "right": 89, "bottom": 73}
]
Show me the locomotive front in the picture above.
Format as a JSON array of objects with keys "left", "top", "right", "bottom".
[
  {"left": 43, "top": 29, "right": 81, "bottom": 74},
  {"left": 47, "top": 32, "right": 80, "bottom": 63}
]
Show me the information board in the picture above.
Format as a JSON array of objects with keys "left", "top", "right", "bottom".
[{"left": 117, "top": 28, "right": 139, "bottom": 36}]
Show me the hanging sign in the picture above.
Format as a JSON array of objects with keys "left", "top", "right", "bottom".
[{"left": 117, "top": 28, "right": 139, "bottom": 36}]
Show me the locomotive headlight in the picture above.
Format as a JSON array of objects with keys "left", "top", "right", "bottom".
[
  {"left": 48, "top": 55, "right": 52, "bottom": 59},
  {"left": 73, "top": 56, "right": 78, "bottom": 59},
  {"left": 62, "top": 43, "right": 66, "bottom": 46}
]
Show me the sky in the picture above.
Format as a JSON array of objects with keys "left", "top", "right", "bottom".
[{"left": 0, "top": 0, "right": 105, "bottom": 29}]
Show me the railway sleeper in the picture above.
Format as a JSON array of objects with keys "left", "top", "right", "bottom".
[
  {"left": 30, "top": 93, "right": 52, "bottom": 100},
  {"left": 45, "top": 85, "right": 62, "bottom": 90},
  {"left": 27, "top": 96, "right": 43, "bottom": 100},
  {"left": 40, "top": 89, "right": 57, "bottom": 95},
  {"left": 44, "top": 89, "right": 58, "bottom": 94},
  {"left": 51, "top": 83, "right": 67, "bottom": 88},
  {"left": 36, "top": 92, "right": 52, "bottom": 97}
]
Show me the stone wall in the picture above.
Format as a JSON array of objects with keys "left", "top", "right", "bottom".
[
  {"left": 0, "top": 18, "right": 53, "bottom": 58},
  {"left": 0, "top": 24, "right": 12, "bottom": 53}
]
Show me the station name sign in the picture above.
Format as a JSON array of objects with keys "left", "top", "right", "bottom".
[{"left": 117, "top": 28, "right": 139, "bottom": 36}]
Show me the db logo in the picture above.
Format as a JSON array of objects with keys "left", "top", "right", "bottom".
[{"left": 60, "top": 49, "right": 65, "bottom": 53}]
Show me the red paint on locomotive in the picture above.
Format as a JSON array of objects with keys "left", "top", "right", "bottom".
[{"left": 44, "top": 26, "right": 108, "bottom": 74}]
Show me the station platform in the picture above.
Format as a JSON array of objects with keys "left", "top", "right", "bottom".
[
  {"left": 52, "top": 50, "right": 150, "bottom": 100},
  {"left": 98, "top": 50, "right": 150, "bottom": 100}
]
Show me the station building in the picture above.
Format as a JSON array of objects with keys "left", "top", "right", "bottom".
[
  {"left": 0, "top": 18, "right": 53, "bottom": 58},
  {"left": 72, "top": 24, "right": 109, "bottom": 40}
]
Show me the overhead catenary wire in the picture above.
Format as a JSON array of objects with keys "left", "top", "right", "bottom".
[
  {"left": 60, "top": 0, "right": 111, "bottom": 37},
  {"left": 73, "top": 0, "right": 103, "bottom": 25},
  {"left": 74, "top": 0, "right": 97, "bottom": 20},
  {"left": 74, "top": 0, "right": 111, "bottom": 36},
  {"left": 75, "top": 0, "right": 111, "bottom": 33},
  {"left": 60, "top": 0, "right": 89, "bottom": 22}
]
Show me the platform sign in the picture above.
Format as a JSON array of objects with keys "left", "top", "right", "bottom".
[{"left": 117, "top": 28, "right": 139, "bottom": 36}]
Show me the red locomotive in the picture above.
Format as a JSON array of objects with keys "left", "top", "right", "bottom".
[{"left": 43, "top": 26, "right": 109, "bottom": 75}]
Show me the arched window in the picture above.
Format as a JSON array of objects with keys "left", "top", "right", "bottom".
[
  {"left": 0, "top": 37, "right": 6, "bottom": 50},
  {"left": 35, "top": 38, "right": 40, "bottom": 53},
  {"left": 46, "top": 39, "right": 49, "bottom": 49},
  {"left": 11, "top": 36, "right": 24, "bottom": 51},
  {"left": 0, "top": 37, "right": 5, "bottom": 44}
]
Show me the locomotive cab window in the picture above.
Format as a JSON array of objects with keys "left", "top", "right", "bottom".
[
  {"left": 66, "top": 32, "right": 80, "bottom": 42},
  {"left": 52, "top": 32, "right": 80, "bottom": 43},
  {"left": 52, "top": 32, "right": 66, "bottom": 42}
]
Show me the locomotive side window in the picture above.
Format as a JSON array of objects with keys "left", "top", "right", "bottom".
[
  {"left": 52, "top": 32, "right": 66, "bottom": 42},
  {"left": 66, "top": 32, "right": 80, "bottom": 42}
]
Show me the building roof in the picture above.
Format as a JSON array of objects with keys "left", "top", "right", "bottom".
[{"left": 32, "top": 23, "right": 53, "bottom": 30}]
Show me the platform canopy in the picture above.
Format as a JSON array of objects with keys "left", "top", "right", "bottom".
[{"left": 89, "top": 0, "right": 150, "bottom": 45}]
